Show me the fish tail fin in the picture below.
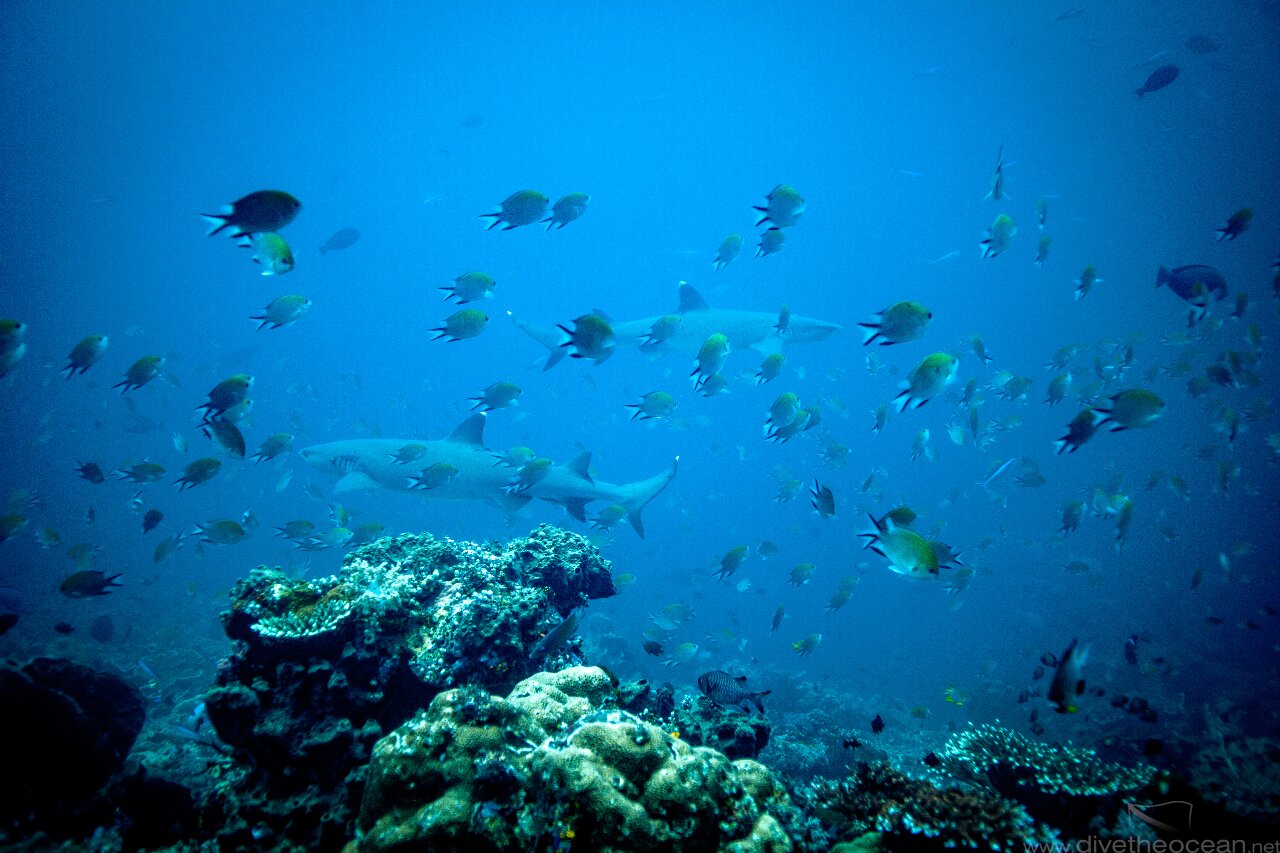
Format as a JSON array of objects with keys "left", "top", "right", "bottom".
[
  {"left": 619, "top": 456, "right": 679, "bottom": 538},
  {"left": 201, "top": 214, "right": 230, "bottom": 237},
  {"left": 1155, "top": 265, "right": 1169, "bottom": 288},
  {"left": 751, "top": 690, "right": 771, "bottom": 713},
  {"left": 509, "top": 312, "right": 567, "bottom": 370}
]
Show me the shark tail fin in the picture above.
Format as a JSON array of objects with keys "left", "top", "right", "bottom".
[
  {"left": 618, "top": 456, "right": 679, "bottom": 538},
  {"left": 509, "top": 311, "right": 568, "bottom": 371}
]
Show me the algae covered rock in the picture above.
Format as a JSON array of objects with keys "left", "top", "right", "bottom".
[
  {"left": 203, "top": 525, "right": 615, "bottom": 851},
  {"left": 354, "top": 666, "right": 803, "bottom": 852}
]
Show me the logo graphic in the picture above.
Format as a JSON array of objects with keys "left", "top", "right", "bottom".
[{"left": 1125, "top": 800, "right": 1193, "bottom": 834}]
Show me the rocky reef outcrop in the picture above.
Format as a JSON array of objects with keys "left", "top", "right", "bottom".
[
  {"left": 0, "top": 657, "right": 145, "bottom": 841},
  {"left": 200, "top": 524, "right": 615, "bottom": 850},
  {"left": 353, "top": 665, "right": 816, "bottom": 852}
]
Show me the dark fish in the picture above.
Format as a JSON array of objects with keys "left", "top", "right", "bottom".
[
  {"left": 89, "top": 614, "right": 115, "bottom": 643},
  {"left": 697, "top": 670, "right": 770, "bottom": 713},
  {"left": 642, "top": 641, "right": 664, "bottom": 657},
  {"left": 1124, "top": 634, "right": 1140, "bottom": 665},
  {"left": 1143, "top": 739, "right": 1164, "bottom": 757},
  {"left": 770, "top": 605, "right": 784, "bottom": 635},
  {"left": 1047, "top": 638, "right": 1089, "bottom": 713},
  {"left": 1040, "top": 651, "right": 1058, "bottom": 667},
  {"left": 202, "top": 190, "right": 301, "bottom": 238},
  {"left": 1156, "top": 264, "right": 1228, "bottom": 306},
  {"left": 1135, "top": 64, "right": 1179, "bottom": 98},
  {"left": 319, "top": 228, "right": 361, "bottom": 254},
  {"left": 530, "top": 608, "right": 582, "bottom": 660},
  {"left": 923, "top": 752, "right": 940, "bottom": 768},
  {"left": 871, "top": 713, "right": 885, "bottom": 734},
  {"left": 842, "top": 736, "right": 862, "bottom": 749},
  {"left": 75, "top": 461, "right": 105, "bottom": 484},
  {"left": 53, "top": 621, "right": 75, "bottom": 634},
  {"left": 203, "top": 420, "right": 246, "bottom": 460},
  {"left": 1032, "top": 664, "right": 1045, "bottom": 680},
  {"left": 59, "top": 570, "right": 123, "bottom": 598},
  {"left": 1185, "top": 34, "right": 1220, "bottom": 54},
  {"left": 142, "top": 508, "right": 164, "bottom": 533}
]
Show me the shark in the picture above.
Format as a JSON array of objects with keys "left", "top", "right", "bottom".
[
  {"left": 511, "top": 282, "right": 841, "bottom": 371},
  {"left": 300, "top": 413, "right": 677, "bottom": 537}
]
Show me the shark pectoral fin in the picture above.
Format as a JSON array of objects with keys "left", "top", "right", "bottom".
[
  {"left": 566, "top": 452, "right": 593, "bottom": 483},
  {"left": 560, "top": 498, "right": 590, "bottom": 522},
  {"left": 751, "top": 336, "right": 784, "bottom": 357},
  {"left": 494, "top": 491, "right": 532, "bottom": 519},
  {"left": 334, "top": 471, "right": 380, "bottom": 494}
]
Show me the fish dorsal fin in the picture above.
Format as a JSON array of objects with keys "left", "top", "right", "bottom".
[
  {"left": 566, "top": 451, "right": 593, "bottom": 483},
  {"left": 591, "top": 308, "right": 614, "bottom": 324},
  {"left": 446, "top": 413, "right": 486, "bottom": 447},
  {"left": 735, "top": 674, "right": 747, "bottom": 684},
  {"left": 677, "top": 283, "right": 710, "bottom": 313}
]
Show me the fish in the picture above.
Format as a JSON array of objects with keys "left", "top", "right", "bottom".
[
  {"left": 59, "top": 570, "right": 123, "bottom": 598},
  {"left": 808, "top": 479, "right": 839, "bottom": 517},
  {"left": 252, "top": 295, "right": 311, "bottom": 329},
  {"left": 697, "top": 670, "right": 770, "bottom": 713},
  {"left": 894, "top": 353, "right": 958, "bottom": 411},
  {"left": 64, "top": 335, "right": 108, "bottom": 377},
  {"left": 770, "top": 605, "right": 784, "bottom": 635},
  {"left": 625, "top": 391, "right": 677, "bottom": 421},
  {"left": 860, "top": 301, "right": 931, "bottom": 346},
  {"left": 203, "top": 420, "right": 246, "bottom": 459},
  {"left": 0, "top": 320, "right": 28, "bottom": 378},
  {"left": 1134, "top": 64, "right": 1179, "bottom": 98},
  {"left": 318, "top": 227, "right": 361, "bottom": 254},
  {"left": 75, "top": 461, "right": 106, "bottom": 484},
  {"left": 542, "top": 193, "right": 590, "bottom": 229},
  {"left": 441, "top": 272, "right": 495, "bottom": 304},
  {"left": 530, "top": 608, "right": 583, "bottom": 659},
  {"left": 470, "top": 381, "right": 522, "bottom": 412},
  {"left": 978, "top": 458, "right": 1018, "bottom": 486},
  {"left": 792, "top": 633, "right": 822, "bottom": 656},
  {"left": 871, "top": 713, "right": 885, "bottom": 734},
  {"left": 202, "top": 190, "right": 301, "bottom": 238},
  {"left": 512, "top": 283, "right": 839, "bottom": 372},
  {"left": 753, "top": 184, "right": 805, "bottom": 228},
  {"left": 713, "top": 234, "right": 743, "bottom": 270},
  {"left": 985, "top": 146, "right": 1008, "bottom": 202},
  {"left": 142, "top": 508, "right": 163, "bottom": 533},
  {"left": 431, "top": 309, "right": 489, "bottom": 342},
  {"left": 558, "top": 313, "right": 615, "bottom": 362},
  {"left": 238, "top": 232, "right": 295, "bottom": 275},
  {"left": 114, "top": 355, "right": 165, "bottom": 393},
  {"left": 756, "top": 227, "right": 785, "bottom": 257},
  {"left": 480, "top": 190, "right": 549, "bottom": 230},
  {"left": 980, "top": 214, "right": 1016, "bottom": 258},
  {"left": 1215, "top": 208, "right": 1253, "bottom": 241},
  {"left": 301, "top": 414, "right": 677, "bottom": 537},
  {"left": 1047, "top": 638, "right": 1090, "bottom": 713}
]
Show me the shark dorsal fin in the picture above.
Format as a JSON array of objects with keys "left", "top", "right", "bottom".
[
  {"left": 677, "top": 283, "right": 710, "bottom": 313},
  {"left": 446, "top": 413, "right": 487, "bottom": 447},
  {"left": 566, "top": 451, "right": 593, "bottom": 483}
]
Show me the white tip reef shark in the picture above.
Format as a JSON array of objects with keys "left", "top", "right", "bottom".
[
  {"left": 511, "top": 282, "right": 841, "bottom": 370},
  {"left": 300, "top": 413, "right": 678, "bottom": 537}
]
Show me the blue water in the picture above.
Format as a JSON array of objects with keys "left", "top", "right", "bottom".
[{"left": 2, "top": 0, "right": 1277, "bottom": 773}]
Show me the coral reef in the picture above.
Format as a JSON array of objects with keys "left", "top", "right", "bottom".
[
  {"left": 937, "top": 723, "right": 1155, "bottom": 837},
  {"left": 353, "top": 665, "right": 816, "bottom": 852},
  {"left": 1187, "top": 734, "right": 1280, "bottom": 825},
  {"left": 0, "top": 657, "right": 145, "bottom": 841},
  {"left": 202, "top": 525, "right": 616, "bottom": 850},
  {"left": 803, "top": 761, "right": 1059, "bottom": 851},
  {"left": 672, "top": 694, "right": 772, "bottom": 760}
]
